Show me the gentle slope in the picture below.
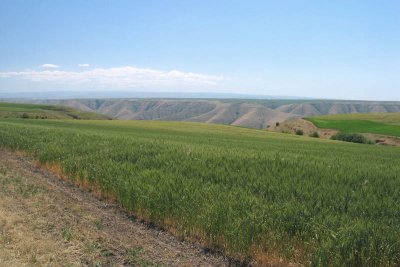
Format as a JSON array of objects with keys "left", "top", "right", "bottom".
[
  {"left": 0, "top": 102, "right": 110, "bottom": 120},
  {"left": 0, "top": 119, "right": 399, "bottom": 265}
]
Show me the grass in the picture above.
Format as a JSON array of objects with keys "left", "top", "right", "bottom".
[
  {"left": 307, "top": 113, "right": 400, "bottom": 137},
  {"left": 0, "top": 152, "right": 162, "bottom": 266},
  {"left": 0, "top": 102, "right": 110, "bottom": 120},
  {"left": 308, "top": 113, "right": 400, "bottom": 124},
  {"left": 0, "top": 118, "right": 399, "bottom": 266},
  {"left": 61, "top": 227, "right": 74, "bottom": 241}
]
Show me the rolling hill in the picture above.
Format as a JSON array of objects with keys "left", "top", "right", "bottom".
[
  {"left": 0, "top": 102, "right": 111, "bottom": 120},
  {"left": 3, "top": 98, "right": 400, "bottom": 129}
]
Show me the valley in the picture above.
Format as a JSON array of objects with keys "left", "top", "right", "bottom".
[{"left": 5, "top": 98, "right": 400, "bottom": 129}]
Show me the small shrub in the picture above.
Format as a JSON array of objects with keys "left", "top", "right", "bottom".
[
  {"left": 61, "top": 227, "right": 74, "bottom": 241},
  {"left": 295, "top": 129, "right": 304, "bottom": 136},
  {"left": 84, "top": 241, "right": 100, "bottom": 254},
  {"left": 309, "top": 131, "right": 319, "bottom": 138},
  {"left": 127, "top": 247, "right": 143, "bottom": 264},
  {"left": 331, "top": 132, "right": 374, "bottom": 144},
  {"left": 0, "top": 166, "right": 7, "bottom": 175},
  {"left": 93, "top": 219, "right": 102, "bottom": 230},
  {"left": 67, "top": 113, "right": 81, "bottom": 119}
]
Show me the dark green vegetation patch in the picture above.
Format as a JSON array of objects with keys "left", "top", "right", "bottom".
[
  {"left": 331, "top": 132, "right": 374, "bottom": 144},
  {"left": 0, "top": 119, "right": 399, "bottom": 266}
]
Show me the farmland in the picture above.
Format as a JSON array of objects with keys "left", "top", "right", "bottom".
[
  {"left": 0, "top": 102, "right": 110, "bottom": 120},
  {"left": 0, "top": 118, "right": 399, "bottom": 266},
  {"left": 307, "top": 113, "right": 400, "bottom": 137}
]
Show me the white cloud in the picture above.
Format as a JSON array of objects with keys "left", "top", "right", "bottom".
[
  {"left": 78, "top": 63, "right": 90, "bottom": 67},
  {"left": 0, "top": 66, "right": 225, "bottom": 88},
  {"left": 41, "top": 64, "right": 59, "bottom": 68}
]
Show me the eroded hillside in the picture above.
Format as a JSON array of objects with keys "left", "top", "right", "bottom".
[{"left": 4, "top": 99, "right": 400, "bottom": 129}]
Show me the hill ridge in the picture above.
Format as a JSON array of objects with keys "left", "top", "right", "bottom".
[{"left": 2, "top": 99, "right": 400, "bottom": 129}]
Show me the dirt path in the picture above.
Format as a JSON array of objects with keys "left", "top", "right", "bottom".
[{"left": 0, "top": 150, "right": 231, "bottom": 267}]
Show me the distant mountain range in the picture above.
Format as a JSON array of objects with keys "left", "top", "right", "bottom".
[{"left": 3, "top": 98, "right": 400, "bottom": 129}]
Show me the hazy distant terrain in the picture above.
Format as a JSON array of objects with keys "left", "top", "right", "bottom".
[{"left": 3, "top": 98, "right": 400, "bottom": 129}]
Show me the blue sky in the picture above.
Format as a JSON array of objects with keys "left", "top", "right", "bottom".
[{"left": 0, "top": 0, "right": 399, "bottom": 100}]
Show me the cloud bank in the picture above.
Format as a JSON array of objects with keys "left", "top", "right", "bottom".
[
  {"left": 0, "top": 66, "right": 225, "bottom": 88},
  {"left": 41, "top": 64, "right": 59, "bottom": 68}
]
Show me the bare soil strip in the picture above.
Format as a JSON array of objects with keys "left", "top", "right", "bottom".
[{"left": 0, "top": 150, "right": 231, "bottom": 266}]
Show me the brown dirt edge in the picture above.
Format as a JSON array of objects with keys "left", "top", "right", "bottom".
[
  {"left": 363, "top": 133, "right": 400, "bottom": 147},
  {"left": 0, "top": 149, "right": 236, "bottom": 266},
  {"left": 268, "top": 118, "right": 337, "bottom": 139},
  {"left": 0, "top": 149, "right": 296, "bottom": 266}
]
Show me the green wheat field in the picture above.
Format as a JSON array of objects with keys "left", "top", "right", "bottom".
[
  {"left": 0, "top": 118, "right": 399, "bottom": 266},
  {"left": 307, "top": 113, "right": 400, "bottom": 137}
]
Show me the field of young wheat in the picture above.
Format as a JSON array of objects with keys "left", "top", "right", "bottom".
[
  {"left": 0, "top": 118, "right": 399, "bottom": 266},
  {"left": 307, "top": 113, "right": 400, "bottom": 137}
]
